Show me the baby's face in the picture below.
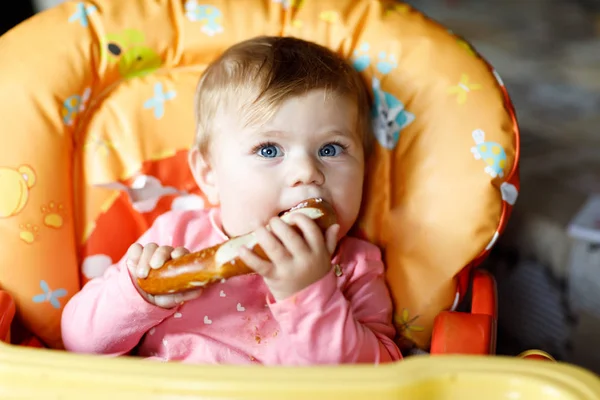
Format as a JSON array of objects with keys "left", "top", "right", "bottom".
[{"left": 200, "top": 89, "right": 365, "bottom": 238}]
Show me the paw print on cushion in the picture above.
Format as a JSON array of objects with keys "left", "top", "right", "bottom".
[
  {"left": 376, "top": 51, "right": 398, "bottom": 75},
  {"left": 470, "top": 129, "right": 507, "bottom": 178},
  {"left": 32, "top": 280, "right": 67, "bottom": 309},
  {"left": 351, "top": 42, "right": 371, "bottom": 72},
  {"left": 41, "top": 201, "right": 65, "bottom": 229},
  {"left": 19, "top": 223, "right": 39, "bottom": 244},
  {"left": 371, "top": 77, "right": 415, "bottom": 150},
  {"left": 184, "top": 1, "right": 224, "bottom": 36}
]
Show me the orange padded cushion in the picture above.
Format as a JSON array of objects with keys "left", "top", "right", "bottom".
[{"left": 0, "top": 0, "right": 518, "bottom": 350}]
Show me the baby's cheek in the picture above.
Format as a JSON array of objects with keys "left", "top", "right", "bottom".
[
  {"left": 220, "top": 206, "right": 251, "bottom": 236},
  {"left": 220, "top": 197, "right": 276, "bottom": 236},
  {"left": 224, "top": 171, "right": 280, "bottom": 218},
  {"left": 332, "top": 191, "right": 362, "bottom": 235}
]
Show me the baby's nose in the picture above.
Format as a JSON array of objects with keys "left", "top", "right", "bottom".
[{"left": 289, "top": 156, "right": 324, "bottom": 187}]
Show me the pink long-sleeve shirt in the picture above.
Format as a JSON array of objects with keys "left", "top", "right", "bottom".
[{"left": 61, "top": 208, "right": 402, "bottom": 365}]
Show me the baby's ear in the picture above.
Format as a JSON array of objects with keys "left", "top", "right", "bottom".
[{"left": 188, "top": 147, "right": 219, "bottom": 206}]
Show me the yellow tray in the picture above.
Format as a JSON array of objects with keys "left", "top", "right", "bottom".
[{"left": 0, "top": 342, "right": 599, "bottom": 399}]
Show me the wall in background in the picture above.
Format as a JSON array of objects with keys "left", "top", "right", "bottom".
[
  {"left": 0, "top": 1, "right": 34, "bottom": 36},
  {"left": 32, "top": 0, "right": 67, "bottom": 12}
]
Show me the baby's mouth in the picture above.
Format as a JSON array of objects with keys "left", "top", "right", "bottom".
[{"left": 278, "top": 197, "right": 327, "bottom": 217}]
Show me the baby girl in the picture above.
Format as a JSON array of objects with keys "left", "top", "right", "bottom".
[{"left": 61, "top": 36, "right": 402, "bottom": 365}]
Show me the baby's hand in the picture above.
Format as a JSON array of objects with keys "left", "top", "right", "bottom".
[
  {"left": 238, "top": 213, "right": 340, "bottom": 302},
  {"left": 126, "top": 243, "right": 203, "bottom": 308}
]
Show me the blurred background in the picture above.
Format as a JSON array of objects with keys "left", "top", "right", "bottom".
[
  {"left": 2, "top": 0, "right": 599, "bottom": 373},
  {"left": 407, "top": 0, "right": 600, "bottom": 373}
]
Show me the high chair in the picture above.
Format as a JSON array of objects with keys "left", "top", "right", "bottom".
[{"left": 0, "top": 0, "right": 599, "bottom": 398}]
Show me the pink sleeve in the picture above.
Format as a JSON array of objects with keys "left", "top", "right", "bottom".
[
  {"left": 268, "top": 240, "right": 402, "bottom": 365},
  {"left": 60, "top": 213, "right": 182, "bottom": 356}
]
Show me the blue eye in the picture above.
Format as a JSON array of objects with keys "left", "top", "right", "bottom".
[
  {"left": 257, "top": 143, "right": 282, "bottom": 158},
  {"left": 319, "top": 143, "right": 345, "bottom": 157}
]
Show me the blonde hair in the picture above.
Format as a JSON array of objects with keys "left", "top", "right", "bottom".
[{"left": 193, "top": 36, "right": 372, "bottom": 155}]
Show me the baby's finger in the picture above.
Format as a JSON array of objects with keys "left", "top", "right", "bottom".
[
  {"left": 149, "top": 245, "right": 174, "bottom": 269},
  {"left": 325, "top": 224, "right": 341, "bottom": 255},
  {"left": 152, "top": 294, "right": 177, "bottom": 309},
  {"left": 171, "top": 246, "right": 190, "bottom": 259},
  {"left": 153, "top": 289, "right": 203, "bottom": 309},
  {"left": 238, "top": 245, "right": 274, "bottom": 278},
  {"left": 126, "top": 243, "right": 143, "bottom": 273},
  {"left": 179, "top": 289, "right": 203, "bottom": 302},
  {"left": 255, "top": 223, "right": 291, "bottom": 263},
  {"left": 290, "top": 213, "right": 325, "bottom": 252},
  {"left": 137, "top": 243, "right": 159, "bottom": 279},
  {"left": 269, "top": 216, "right": 309, "bottom": 256}
]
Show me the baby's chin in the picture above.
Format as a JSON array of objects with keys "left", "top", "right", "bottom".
[
  {"left": 336, "top": 220, "right": 353, "bottom": 239},
  {"left": 220, "top": 214, "right": 273, "bottom": 238}
]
